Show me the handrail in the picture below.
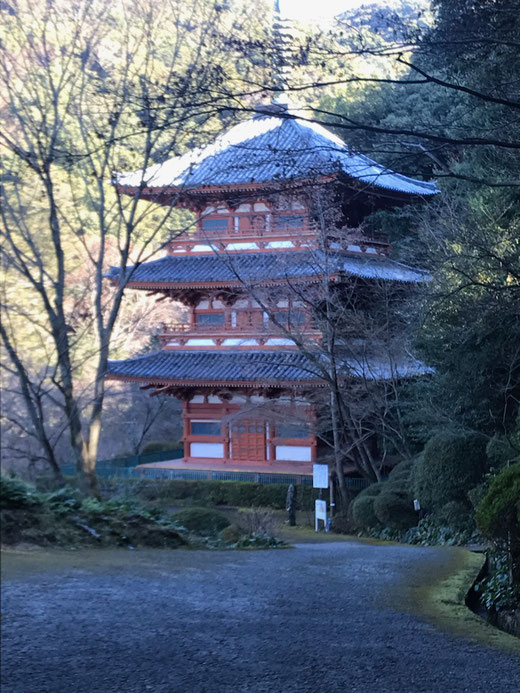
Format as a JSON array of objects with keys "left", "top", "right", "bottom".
[
  {"left": 159, "top": 323, "right": 321, "bottom": 334},
  {"left": 169, "top": 224, "right": 318, "bottom": 242}
]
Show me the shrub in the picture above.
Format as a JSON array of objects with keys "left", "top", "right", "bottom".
[
  {"left": 373, "top": 487, "right": 417, "bottom": 530},
  {"left": 486, "top": 435, "right": 519, "bottom": 469},
  {"left": 329, "top": 513, "right": 353, "bottom": 534},
  {"left": 220, "top": 523, "right": 241, "bottom": 544},
  {"left": 388, "top": 458, "right": 416, "bottom": 484},
  {"left": 476, "top": 553, "right": 520, "bottom": 612},
  {"left": 405, "top": 515, "right": 475, "bottom": 546},
  {"left": 434, "top": 500, "right": 473, "bottom": 531},
  {"left": 350, "top": 482, "right": 385, "bottom": 530},
  {"left": 475, "top": 463, "right": 520, "bottom": 547},
  {"left": 0, "top": 477, "right": 186, "bottom": 549},
  {"left": 352, "top": 494, "right": 380, "bottom": 530},
  {"left": 236, "top": 508, "right": 277, "bottom": 537},
  {"left": 0, "top": 476, "right": 40, "bottom": 508},
  {"left": 171, "top": 507, "right": 230, "bottom": 535},
  {"left": 414, "top": 432, "right": 487, "bottom": 510}
]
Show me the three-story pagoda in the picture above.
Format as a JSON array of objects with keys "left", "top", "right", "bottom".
[{"left": 106, "top": 103, "right": 437, "bottom": 482}]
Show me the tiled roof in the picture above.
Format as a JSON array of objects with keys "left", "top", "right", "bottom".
[
  {"left": 106, "top": 349, "right": 431, "bottom": 385},
  {"left": 107, "top": 350, "right": 322, "bottom": 384},
  {"left": 108, "top": 250, "right": 429, "bottom": 286},
  {"left": 115, "top": 110, "right": 438, "bottom": 197}
]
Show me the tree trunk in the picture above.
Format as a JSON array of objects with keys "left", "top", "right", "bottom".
[{"left": 330, "top": 389, "right": 349, "bottom": 512}]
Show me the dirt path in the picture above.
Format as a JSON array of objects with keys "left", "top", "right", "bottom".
[{"left": 2, "top": 542, "right": 519, "bottom": 693}]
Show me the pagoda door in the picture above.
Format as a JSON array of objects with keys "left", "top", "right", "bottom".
[{"left": 231, "top": 421, "right": 266, "bottom": 462}]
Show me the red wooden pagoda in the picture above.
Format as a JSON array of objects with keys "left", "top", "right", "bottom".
[{"left": 106, "top": 103, "right": 437, "bottom": 481}]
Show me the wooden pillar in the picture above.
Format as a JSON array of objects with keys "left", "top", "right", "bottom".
[
  {"left": 181, "top": 400, "right": 190, "bottom": 460},
  {"left": 267, "top": 422, "right": 276, "bottom": 463},
  {"left": 222, "top": 406, "right": 230, "bottom": 463}
]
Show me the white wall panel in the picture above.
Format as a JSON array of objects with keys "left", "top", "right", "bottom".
[
  {"left": 190, "top": 443, "right": 224, "bottom": 458},
  {"left": 275, "top": 445, "right": 312, "bottom": 462}
]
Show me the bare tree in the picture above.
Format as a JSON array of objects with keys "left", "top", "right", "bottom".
[{"left": 0, "top": 0, "right": 266, "bottom": 494}]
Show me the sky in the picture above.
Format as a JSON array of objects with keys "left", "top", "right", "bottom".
[{"left": 280, "top": 0, "right": 365, "bottom": 24}]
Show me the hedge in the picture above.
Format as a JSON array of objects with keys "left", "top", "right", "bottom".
[{"left": 107, "top": 478, "right": 321, "bottom": 511}]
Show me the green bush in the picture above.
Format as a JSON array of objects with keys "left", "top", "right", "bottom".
[
  {"left": 357, "top": 482, "right": 385, "bottom": 498},
  {"left": 388, "top": 458, "right": 416, "bottom": 484},
  {"left": 0, "top": 477, "right": 186, "bottom": 549},
  {"left": 171, "top": 507, "right": 230, "bottom": 535},
  {"left": 434, "top": 500, "right": 473, "bottom": 531},
  {"left": 414, "top": 432, "right": 487, "bottom": 510},
  {"left": 352, "top": 495, "right": 380, "bottom": 530},
  {"left": 475, "top": 463, "right": 520, "bottom": 545},
  {"left": 373, "top": 487, "right": 417, "bottom": 530},
  {"left": 405, "top": 515, "right": 476, "bottom": 547},
  {"left": 0, "top": 476, "right": 40, "bottom": 508}
]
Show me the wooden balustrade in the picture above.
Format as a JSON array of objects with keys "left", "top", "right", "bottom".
[{"left": 167, "top": 225, "right": 391, "bottom": 256}]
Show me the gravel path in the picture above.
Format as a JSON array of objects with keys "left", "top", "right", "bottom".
[{"left": 2, "top": 542, "right": 520, "bottom": 693}]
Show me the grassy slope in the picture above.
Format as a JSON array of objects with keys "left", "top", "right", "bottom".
[{"left": 403, "top": 546, "right": 520, "bottom": 656}]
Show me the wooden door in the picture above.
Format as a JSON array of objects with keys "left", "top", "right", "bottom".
[{"left": 231, "top": 421, "right": 266, "bottom": 462}]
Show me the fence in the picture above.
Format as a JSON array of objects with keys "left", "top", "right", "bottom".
[
  {"left": 60, "top": 448, "right": 184, "bottom": 479},
  {"left": 60, "top": 449, "right": 372, "bottom": 490},
  {"left": 134, "top": 467, "right": 315, "bottom": 485}
]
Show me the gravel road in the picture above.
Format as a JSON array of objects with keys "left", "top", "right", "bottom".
[{"left": 2, "top": 541, "right": 519, "bottom": 693}]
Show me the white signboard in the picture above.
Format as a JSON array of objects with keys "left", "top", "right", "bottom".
[
  {"left": 313, "top": 464, "right": 329, "bottom": 489},
  {"left": 315, "top": 499, "right": 327, "bottom": 532}
]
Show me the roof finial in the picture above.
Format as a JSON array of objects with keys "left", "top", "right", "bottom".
[{"left": 272, "top": 0, "right": 292, "bottom": 106}]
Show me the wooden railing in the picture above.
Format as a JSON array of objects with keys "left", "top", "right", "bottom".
[
  {"left": 157, "top": 322, "right": 323, "bottom": 348},
  {"left": 159, "top": 322, "right": 321, "bottom": 335},
  {"left": 167, "top": 226, "right": 391, "bottom": 256}
]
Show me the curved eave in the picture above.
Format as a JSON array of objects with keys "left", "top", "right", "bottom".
[
  {"left": 109, "top": 270, "right": 427, "bottom": 291},
  {"left": 116, "top": 171, "right": 436, "bottom": 201},
  {"left": 106, "top": 373, "right": 326, "bottom": 389},
  {"left": 117, "top": 277, "right": 323, "bottom": 291},
  {"left": 115, "top": 174, "right": 336, "bottom": 199}
]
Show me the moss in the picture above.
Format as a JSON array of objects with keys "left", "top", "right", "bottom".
[{"left": 405, "top": 547, "right": 520, "bottom": 656}]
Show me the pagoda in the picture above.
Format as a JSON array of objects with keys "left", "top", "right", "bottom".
[{"left": 106, "top": 99, "right": 437, "bottom": 482}]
